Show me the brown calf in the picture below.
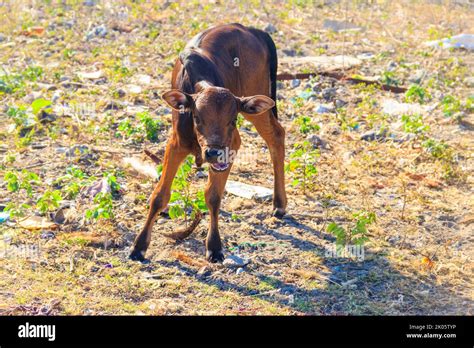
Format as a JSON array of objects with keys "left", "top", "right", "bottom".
[{"left": 130, "top": 23, "right": 287, "bottom": 262}]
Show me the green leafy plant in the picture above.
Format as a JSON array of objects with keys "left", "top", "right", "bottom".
[
  {"left": 3, "top": 202, "right": 32, "bottom": 219},
  {"left": 285, "top": 141, "right": 319, "bottom": 195},
  {"left": 421, "top": 138, "right": 458, "bottom": 179},
  {"left": 0, "top": 66, "right": 43, "bottom": 94},
  {"left": 137, "top": 111, "right": 163, "bottom": 142},
  {"left": 117, "top": 112, "right": 164, "bottom": 143},
  {"left": 4, "top": 170, "right": 40, "bottom": 197},
  {"left": 167, "top": 156, "right": 208, "bottom": 222},
  {"left": 31, "top": 98, "right": 52, "bottom": 116},
  {"left": 327, "top": 211, "right": 376, "bottom": 247},
  {"left": 380, "top": 71, "right": 399, "bottom": 86},
  {"left": 405, "top": 84, "right": 430, "bottom": 104},
  {"left": 53, "top": 166, "right": 93, "bottom": 199},
  {"left": 401, "top": 113, "right": 429, "bottom": 135},
  {"left": 37, "top": 190, "right": 62, "bottom": 214},
  {"left": 293, "top": 115, "right": 320, "bottom": 134},
  {"left": 422, "top": 138, "right": 450, "bottom": 159},
  {"left": 441, "top": 95, "right": 461, "bottom": 118},
  {"left": 86, "top": 192, "right": 114, "bottom": 220},
  {"left": 6, "top": 106, "right": 31, "bottom": 130}
]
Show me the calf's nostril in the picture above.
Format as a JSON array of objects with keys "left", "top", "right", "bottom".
[{"left": 205, "top": 148, "right": 220, "bottom": 161}]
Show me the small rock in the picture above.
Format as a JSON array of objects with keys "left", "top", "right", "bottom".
[
  {"left": 52, "top": 90, "right": 62, "bottom": 103},
  {"left": 386, "top": 61, "right": 397, "bottom": 72},
  {"left": 195, "top": 169, "right": 207, "bottom": 179},
  {"left": 425, "top": 33, "right": 474, "bottom": 51},
  {"left": 223, "top": 255, "right": 250, "bottom": 268},
  {"left": 360, "top": 129, "right": 387, "bottom": 142},
  {"left": 135, "top": 74, "right": 152, "bottom": 85},
  {"left": 65, "top": 144, "right": 89, "bottom": 157},
  {"left": 198, "top": 266, "right": 211, "bottom": 277},
  {"left": 290, "top": 79, "right": 300, "bottom": 88},
  {"left": 52, "top": 207, "right": 67, "bottom": 224},
  {"left": 125, "top": 84, "right": 142, "bottom": 94},
  {"left": 83, "top": 0, "right": 96, "bottom": 6},
  {"left": 116, "top": 89, "right": 126, "bottom": 98},
  {"left": 263, "top": 23, "right": 277, "bottom": 34},
  {"left": 0, "top": 34, "right": 6, "bottom": 42},
  {"left": 63, "top": 20, "right": 75, "bottom": 29},
  {"left": 282, "top": 49, "right": 297, "bottom": 57},
  {"left": 322, "top": 87, "right": 337, "bottom": 100},
  {"left": 23, "top": 92, "right": 42, "bottom": 104},
  {"left": 342, "top": 151, "right": 355, "bottom": 162},
  {"left": 341, "top": 278, "right": 358, "bottom": 287},
  {"left": 357, "top": 52, "right": 375, "bottom": 60},
  {"left": 236, "top": 267, "right": 244, "bottom": 275},
  {"left": 464, "top": 77, "right": 474, "bottom": 88},
  {"left": 30, "top": 142, "right": 47, "bottom": 149},
  {"left": 312, "top": 84, "right": 321, "bottom": 92},
  {"left": 314, "top": 103, "right": 335, "bottom": 114},
  {"left": 40, "top": 231, "right": 56, "bottom": 239},
  {"left": 323, "top": 19, "right": 362, "bottom": 32},
  {"left": 335, "top": 99, "right": 347, "bottom": 108},
  {"left": 408, "top": 70, "right": 426, "bottom": 84},
  {"left": 94, "top": 24, "right": 107, "bottom": 37},
  {"left": 225, "top": 180, "right": 272, "bottom": 201},
  {"left": 38, "top": 111, "right": 57, "bottom": 124},
  {"left": 77, "top": 70, "right": 104, "bottom": 80},
  {"left": 306, "top": 134, "right": 328, "bottom": 149}
]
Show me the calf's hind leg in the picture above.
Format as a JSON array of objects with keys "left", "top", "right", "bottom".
[{"left": 243, "top": 111, "right": 287, "bottom": 217}]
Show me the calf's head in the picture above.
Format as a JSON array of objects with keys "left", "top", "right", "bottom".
[{"left": 162, "top": 84, "right": 274, "bottom": 172}]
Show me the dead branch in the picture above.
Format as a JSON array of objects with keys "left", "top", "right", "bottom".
[
  {"left": 163, "top": 210, "right": 202, "bottom": 241},
  {"left": 277, "top": 70, "right": 407, "bottom": 93}
]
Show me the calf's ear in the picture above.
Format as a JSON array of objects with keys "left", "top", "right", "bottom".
[
  {"left": 162, "top": 90, "right": 194, "bottom": 111},
  {"left": 238, "top": 95, "right": 275, "bottom": 115}
]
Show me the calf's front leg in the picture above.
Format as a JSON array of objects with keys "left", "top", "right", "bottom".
[
  {"left": 204, "top": 168, "right": 231, "bottom": 262},
  {"left": 205, "top": 130, "right": 240, "bottom": 262},
  {"left": 129, "top": 138, "right": 189, "bottom": 261}
]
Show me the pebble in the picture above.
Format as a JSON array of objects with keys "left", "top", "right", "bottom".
[
  {"left": 290, "top": 79, "right": 301, "bottom": 88},
  {"left": 52, "top": 90, "right": 62, "bottom": 102},
  {"left": 282, "top": 49, "right": 296, "bottom": 57},
  {"left": 314, "top": 103, "right": 335, "bottom": 114},
  {"left": 236, "top": 267, "right": 244, "bottom": 275},
  {"left": 464, "top": 77, "right": 474, "bottom": 88},
  {"left": 360, "top": 129, "right": 387, "bottom": 142},
  {"left": 65, "top": 144, "right": 89, "bottom": 157},
  {"left": 408, "top": 69, "right": 426, "bottom": 84},
  {"left": 306, "top": 134, "right": 328, "bottom": 149},
  {"left": 223, "top": 254, "right": 250, "bottom": 268},
  {"left": 198, "top": 266, "right": 211, "bottom": 277},
  {"left": 322, "top": 87, "right": 337, "bottom": 100},
  {"left": 0, "top": 34, "right": 6, "bottom": 42},
  {"left": 335, "top": 99, "right": 347, "bottom": 108},
  {"left": 386, "top": 61, "right": 397, "bottom": 72},
  {"left": 40, "top": 231, "right": 56, "bottom": 239},
  {"left": 264, "top": 23, "right": 277, "bottom": 34}
]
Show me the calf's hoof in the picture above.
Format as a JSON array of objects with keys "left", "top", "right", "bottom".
[
  {"left": 206, "top": 249, "right": 225, "bottom": 263},
  {"left": 272, "top": 207, "right": 286, "bottom": 219},
  {"left": 129, "top": 248, "right": 146, "bottom": 262}
]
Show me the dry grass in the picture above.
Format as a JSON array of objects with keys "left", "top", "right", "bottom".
[{"left": 0, "top": 0, "right": 473, "bottom": 315}]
